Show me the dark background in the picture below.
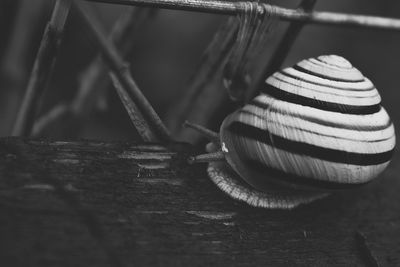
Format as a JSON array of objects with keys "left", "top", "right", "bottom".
[{"left": 1, "top": 0, "right": 400, "bottom": 142}]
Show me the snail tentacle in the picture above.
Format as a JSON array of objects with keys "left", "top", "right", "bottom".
[
  {"left": 183, "top": 121, "right": 220, "bottom": 143},
  {"left": 188, "top": 151, "right": 225, "bottom": 164}
]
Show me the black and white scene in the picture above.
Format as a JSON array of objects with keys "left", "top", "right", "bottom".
[{"left": 0, "top": 0, "right": 399, "bottom": 266}]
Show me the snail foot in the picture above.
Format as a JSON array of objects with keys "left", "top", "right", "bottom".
[{"left": 207, "top": 161, "right": 329, "bottom": 209}]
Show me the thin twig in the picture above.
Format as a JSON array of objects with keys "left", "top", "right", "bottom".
[
  {"left": 1, "top": 1, "right": 48, "bottom": 136},
  {"left": 183, "top": 121, "right": 219, "bottom": 143},
  {"left": 84, "top": 0, "right": 400, "bottom": 32},
  {"left": 33, "top": 7, "right": 156, "bottom": 137},
  {"left": 72, "top": 7, "right": 155, "bottom": 116},
  {"left": 246, "top": 0, "right": 317, "bottom": 101},
  {"left": 12, "top": 0, "right": 72, "bottom": 136},
  {"left": 74, "top": 1, "right": 172, "bottom": 142},
  {"left": 110, "top": 73, "right": 157, "bottom": 141},
  {"left": 188, "top": 151, "right": 225, "bottom": 164}
]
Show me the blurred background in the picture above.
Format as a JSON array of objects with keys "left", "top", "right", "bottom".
[{"left": 1, "top": 0, "right": 400, "bottom": 143}]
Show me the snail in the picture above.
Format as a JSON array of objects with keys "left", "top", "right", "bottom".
[{"left": 186, "top": 55, "right": 396, "bottom": 209}]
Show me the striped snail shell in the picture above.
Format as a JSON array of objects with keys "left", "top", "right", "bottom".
[{"left": 207, "top": 55, "right": 396, "bottom": 209}]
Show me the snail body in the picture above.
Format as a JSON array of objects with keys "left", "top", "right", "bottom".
[{"left": 190, "top": 55, "right": 395, "bottom": 209}]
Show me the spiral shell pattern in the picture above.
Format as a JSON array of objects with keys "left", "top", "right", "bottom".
[{"left": 220, "top": 55, "right": 395, "bottom": 191}]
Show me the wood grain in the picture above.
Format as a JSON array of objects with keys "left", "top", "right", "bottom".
[{"left": 0, "top": 137, "right": 399, "bottom": 266}]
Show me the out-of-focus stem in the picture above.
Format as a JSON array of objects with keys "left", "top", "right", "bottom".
[
  {"left": 74, "top": 1, "right": 172, "bottom": 142},
  {"left": 183, "top": 121, "right": 219, "bottom": 143},
  {"left": 12, "top": 0, "right": 72, "bottom": 136},
  {"left": 34, "top": 8, "right": 155, "bottom": 138},
  {"left": 72, "top": 7, "right": 154, "bottom": 116},
  {"left": 1, "top": 0, "right": 48, "bottom": 84}
]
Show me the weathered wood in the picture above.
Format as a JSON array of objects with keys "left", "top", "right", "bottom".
[{"left": 0, "top": 137, "right": 399, "bottom": 266}]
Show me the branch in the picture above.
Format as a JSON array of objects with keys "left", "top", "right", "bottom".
[
  {"left": 72, "top": 7, "right": 156, "bottom": 117},
  {"left": 110, "top": 73, "right": 158, "bottom": 141},
  {"left": 84, "top": 0, "right": 400, "bottom": 32},
  {"left": 33, "top": 8, "right": 156, "bottom": 138},
  {"left": 1, "top": 1, "right": 49, "bottom": 136},
  {"left": 12, "top": 0, "right": 72, "bottom": 136},
  {"left": 74, "top": 1, "right": 172, "bottom": 142}
]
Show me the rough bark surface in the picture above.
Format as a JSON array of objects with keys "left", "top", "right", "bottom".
[{"left": 0, "top": 137, "right": 399, "bottom": 266}]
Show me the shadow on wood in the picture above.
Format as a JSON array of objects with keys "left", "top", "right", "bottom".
[{"left": 0, "top": 137, "right": 399, "bottom": 266}]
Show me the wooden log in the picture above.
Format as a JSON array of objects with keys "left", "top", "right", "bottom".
[{"left": 0, "top": 137, "right": 399, "bottom": 266}]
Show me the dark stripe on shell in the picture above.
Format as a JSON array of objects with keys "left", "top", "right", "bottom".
[
  {"left": 293, "top": 65, "right": 364, "bottom": 83},
  {"left": 261, "top": 84, "right": 381, "bottom": 115},
  {"left": 246, "top": 159, "right": 369, "bottom": 190},
  {"left": 315, "top": 57, "right": 352, "bottom": 69},
  {"left": 279, "top": 70, "right": 375, "bottom": 92},
  {"left": 250, "top": 99, "right": 392, "bottom": 132},
  {"left": 227, "top": 121, "right": 394, "bottom": 166},
  {"left": 238, "top": 110, "right": 394, "bottom": 144},
  {"left": 272, "top": 75, "right": 377, "bottom": 99}
]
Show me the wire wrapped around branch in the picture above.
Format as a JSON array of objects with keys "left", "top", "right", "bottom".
[
  {"left": 223, "top": 1, "right": 277, "bottom": 102},
  {"left": 245, "top": 0, "right": 318, "bottom": 102}
]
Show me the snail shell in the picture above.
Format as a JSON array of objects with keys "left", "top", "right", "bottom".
[{"left": 208, "top": 55, "right": 396, "bottom": 209}]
